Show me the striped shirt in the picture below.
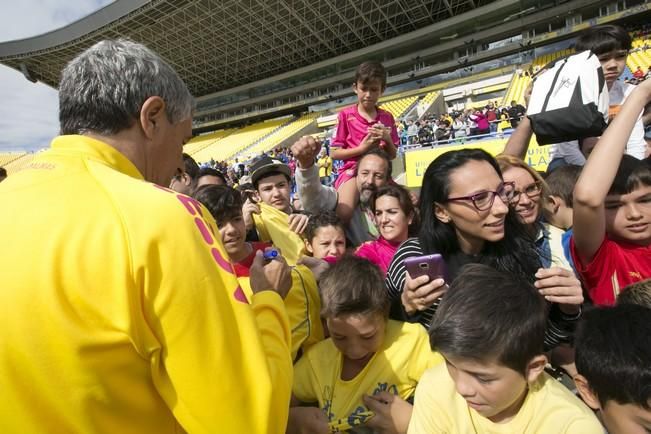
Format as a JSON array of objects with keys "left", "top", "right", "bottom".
[{"left": 385, "top": 238, "right": 579, "bottom": 348}]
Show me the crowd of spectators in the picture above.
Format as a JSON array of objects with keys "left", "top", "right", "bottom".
[{"left": 2, "top": 24, "right": 651, "bottom": 434}]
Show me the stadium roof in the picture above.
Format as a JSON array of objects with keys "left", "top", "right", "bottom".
[{"left": 0, "top": 0, "right": 494, "bottom": 97}]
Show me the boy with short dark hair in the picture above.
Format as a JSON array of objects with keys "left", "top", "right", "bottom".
[
  {"left": 409, "top": 264, "right": 602, "bottom": 433},
  {"left": 574, "top": 304, "right": 651, "bottom": 434},
  {"left": 543, "top": 164, "right": 582, "bottom": 270},
  {"left": 617, "top": 278, "right": 651, "bottom": 308},
  {"left": 289, "top": 256, "right": 442, "bottom": 434},
  {"left": 572, "top": 78, "right": 651, "bottom": 305}
]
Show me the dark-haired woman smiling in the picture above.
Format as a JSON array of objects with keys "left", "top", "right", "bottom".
[{"left": 386, "top": 149, "right": 582, "bottom": 348}]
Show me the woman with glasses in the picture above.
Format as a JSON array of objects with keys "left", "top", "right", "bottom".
[
  {"left": 497, "top": 155, "right": 573, "bottom": 271},
  {"left": 386, "top": 148, "right": 583, "bottom": 348}
]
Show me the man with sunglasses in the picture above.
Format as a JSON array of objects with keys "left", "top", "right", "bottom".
[{"left": 169, "top": 153, "right": 200, "bottom": 195}]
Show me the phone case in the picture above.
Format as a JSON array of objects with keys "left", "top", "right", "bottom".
[{"left": 404, "top": 254, "right": 448, "bottom": 281}]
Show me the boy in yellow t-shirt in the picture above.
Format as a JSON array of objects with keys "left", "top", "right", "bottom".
[
  {"left": 289, "top": 256, "right": 443, "bottom": 434},
  {"left": 193, "top": 184, "right": 323, "bottom": 360},
  {"left": 409, "top": 264, "right": 603, "bottom": 434}
]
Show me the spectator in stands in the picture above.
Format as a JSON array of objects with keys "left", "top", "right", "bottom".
[
  {"left": 497, "top": 108, "right": 511, "bottom": 133},
  {"left": 331, "top": 61, "right": 398, "bottom": 226},
  {"left": 196, "top": 166, "right": 228, "bottom": 189},
  {"left": 0, "top": 39, "right": 292, "bottom": 433},
  {"left": 452, "top": 115, "right": 468, "bottom": 143},
  {"left": 355, "top": 184, "right": 417, "bottom": 276},
  {"left": 633, "top": 65, "right": 645, "bottom": 81},
  {"left": 486, "top": 104, "right": 498, "bottom": 134},
  {"left": 289, "top": 256, "right": 443, "bottom": 434},
  {"left": 550, "top": 24, "right": 646, "bottom": 167},
  {"left": 317, "top": 148, "right": 333, "bottom": 186},
  {"left": 508, "top": 100, "right": 526, "bottom": 129},
  {"left": 572, "top": 78, "right": 651, "bottom": 306},
  {"left": 409, "top": 264, "right": 603, "bottom": 433},
  {"left": 407, "top": 120, "right": 420, "bottom": 145},
  {"left": 193, "top": 184, "right": 323, "bottom": 361},
  {"left": 497, "top": 155, "right": 575, "bottom": 271},
  {"left": 385, "top": 149, "right": 583, "bottom": 349},
  {"left": 292, "top": 136, "right": 391, "bottom": 247},
  {"left": 574, "top": 304, "right": 651, "bottom": 434},
  {"left": 0, "top": 166, "right": 6, "bottom": 182},
  {"left": 435, "top": 119, "right": 451, "bottom": 142},
  {"left": 470, "top": 110, "right": 490, "bottom": 136},
  {"left": 169, "top": 153, "right": 200, "bottom": 194}
]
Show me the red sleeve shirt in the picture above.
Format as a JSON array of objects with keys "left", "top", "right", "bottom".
[{"left": 570, "top": 235, "right": 651, "bottom": 306}]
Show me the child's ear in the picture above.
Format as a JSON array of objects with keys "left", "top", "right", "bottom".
[
  {"left": 525, "top": 354, "right": 547, "bottom": 383},
  {"left": 433, "top": 203, "right": 451, "bottom": 224},
  {"left": 546, "top": 195, "right": 561, "bottom": 214},
  {"left": 574, "top": 374, "right": 602, "bottom": 411},
  {"left": 304, "top": 239, "right": 314, "bottom": 254}
]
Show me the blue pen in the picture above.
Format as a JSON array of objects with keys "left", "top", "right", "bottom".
[{"left": 263, "top": 249, "right": 279, "bottom": 260}]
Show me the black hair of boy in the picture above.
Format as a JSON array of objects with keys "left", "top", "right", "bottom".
[
  {"left": 617, "top": 279, "right": 651, "bottom": 309},
  {"left": 319, "top": 255, "right": 389, "bottom": 318},
  {"left": 609, "top": 154, "right": 651, "bottom": 196},
  {"left": 574, "top": 24, "right": 632, "bottom": 55},
  {"left": 430, "top": 263, "right": 547, "bottom": 375},
  {"left": 197, "top": 167, "right": 227, "bottom": 185},
  {"left": 304, "top": 210, "right": 344, "bottom": 243},
  {"left": 545, "top": 164, "right": 582, "bottom": 207},
  {"left": 182, "top": 153, "right": 200, "bottom": 180},
  {"left": 575, "top": 304, "right": 651, "bottom": 409},
  {"left": 355, "top": 61, "right": 387, "bottom": 89},
  {"left": 192, "top": 184, "right": 243, "bottom": 226}
]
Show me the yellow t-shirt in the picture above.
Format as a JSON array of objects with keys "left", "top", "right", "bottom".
[
  {"left": 318, "top": 156, "right": 333, "bottom": 177},
  {"left": 293, "top": 320, "right": 443, "bottom": 431},
  {"left": 408, "top": 364, "right": 604, "bottom": 434},
  {"left": 253, "top": 202, "right": 307, "bottom": 266},
  {"left": 237, "top": 264, "right": 324, "bottom": 360}
]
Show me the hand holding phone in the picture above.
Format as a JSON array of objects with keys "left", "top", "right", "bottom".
[
  {"left": 402, "top": 254, "right": 448, "bottom": 315},
  {"left": 404, "top": 254, "right": 448, "bottom": 282}
]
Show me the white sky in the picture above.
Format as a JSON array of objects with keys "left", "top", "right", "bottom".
[{"left": 0, "top": 0, "right": 114, "bottom": 152}]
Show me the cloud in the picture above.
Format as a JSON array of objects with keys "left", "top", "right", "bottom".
[{"left": 0, "top": 0, "right": 114, "bottom": 152}]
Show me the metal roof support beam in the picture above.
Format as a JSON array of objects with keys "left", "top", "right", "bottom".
[
  {"left": 274, "top": 0, "right": 338, "bottom": 57},
  {"left": 442, "top": 0, "right": 455, "bottom": 16}
]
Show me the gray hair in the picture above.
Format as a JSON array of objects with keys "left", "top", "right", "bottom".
[{"left": 59, "top": 39, "right": 195, "bottom": 135}]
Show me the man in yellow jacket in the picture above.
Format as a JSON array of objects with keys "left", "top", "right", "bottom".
[{"left": 0, "top": 39, "right": 292, "bottom": 434}]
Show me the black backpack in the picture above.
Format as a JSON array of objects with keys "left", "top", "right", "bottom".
[{"left": 527, "top": 50, "right": 609, "bottom": 145}]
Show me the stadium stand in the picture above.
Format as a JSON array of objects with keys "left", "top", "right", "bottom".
[
  {"left": 2, "top": 153, "right": 37, "bottom": 175},
  {"left": 627, "top": 37, "right": 651, "bottom": 71},
  {"left": 235, "top": 112, "right": 319, "bottom": 160},
  {"left": 189, "top": 118, "right": 287, "bottom": 163}
]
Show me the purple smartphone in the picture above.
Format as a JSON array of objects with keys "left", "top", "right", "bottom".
[{"left": 404, "top": 254, "right": 448, "bottom": 282}]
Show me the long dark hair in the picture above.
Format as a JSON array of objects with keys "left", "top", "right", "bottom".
[{"left": 418, "top": 148, "right": 540, "bottom": 281}]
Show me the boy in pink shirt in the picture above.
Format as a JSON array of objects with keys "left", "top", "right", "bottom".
[{"left": 332, "top": 61, "right": 398, "bottom": 225}]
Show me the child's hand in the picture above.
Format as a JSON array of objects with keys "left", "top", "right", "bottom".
[
  {"left": 401, "top": 272, "right": 447, "bottom": 316},
  {"left": 287, "top": 407, "right": 329, "bottom": 434},
  {"left": 363, "top": 392, "right": 412, "bottom": 434},
  {"left": 242, "top": 196, "right": 261, "bottom": 231},
  {"left": 534, "top": 267, "right": 583, "bottom": 315},
  {"left": 360, "top": 132, "right": 381, "bottom": 151}
]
